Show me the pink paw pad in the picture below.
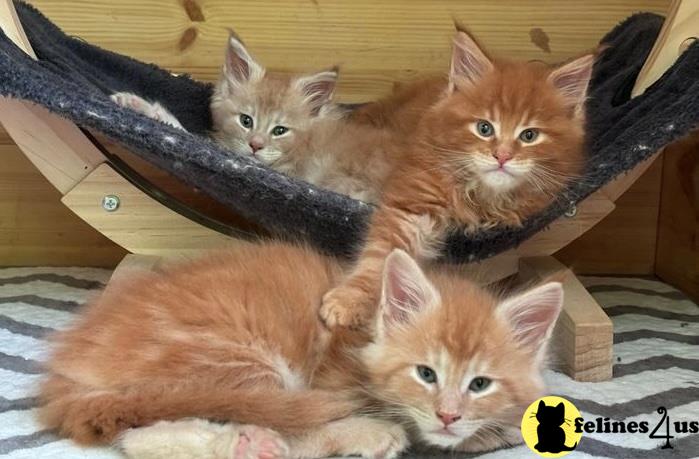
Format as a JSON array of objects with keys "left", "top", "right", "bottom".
[{"left": 232, "top": 426, "right": 288, "bottom": 459}]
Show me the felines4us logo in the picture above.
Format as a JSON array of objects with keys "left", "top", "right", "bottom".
[{"left": 520, "top": 396, "right": 699, "bottom": 457}]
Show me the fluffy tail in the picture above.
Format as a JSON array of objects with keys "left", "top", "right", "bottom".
[{"left": 41, "top": 378, "right": 361, "bottom": 445}]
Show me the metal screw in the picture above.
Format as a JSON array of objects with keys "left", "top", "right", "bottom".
[
  {"left": 102, "top": 195, "right": 120, "bottom": 212},
  {"left": 679, "top": 37, "right": 696, "bottom": 55},
  {"left": 564, "top": 204, "right": 577, "bottom": 218}
]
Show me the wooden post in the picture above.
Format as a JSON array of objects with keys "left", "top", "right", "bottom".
[{"left": 519, "top": 257, "right": 614, "bottom": 382}]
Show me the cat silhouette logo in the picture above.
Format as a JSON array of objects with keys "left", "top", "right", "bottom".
[{"left": 521, "top": 396, "right": 583, "bottom": 457}]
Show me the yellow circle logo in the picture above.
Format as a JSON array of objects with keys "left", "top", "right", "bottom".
[{"left": 521, "top": 396, "right": 583, "bottom": 457}]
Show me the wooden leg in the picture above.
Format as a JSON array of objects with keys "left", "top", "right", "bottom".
[
  {"left": 519, "top": 256, "right": 613, "bottom": 382},
  {"left": 103, "top": 253, "right": 162, "bottom": 295}
]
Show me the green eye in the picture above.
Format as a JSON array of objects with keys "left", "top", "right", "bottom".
[
  {"left": 519, "top": 128, "right": 539, "bottom": 143},
  {"left": 468, "top": 377, "right": 492, "bottom": 392},
  {"left": 416, "top": 365, "right": 437, "bottom": 384},
  {"left": 271, "top": 125, "right": 289, "bottom": 136},
  {"left": 239, "top": 114, "right": 253, "bottom": 129},
  {"left": 476, "top": 120, "right": 494, "bottom": 137}
]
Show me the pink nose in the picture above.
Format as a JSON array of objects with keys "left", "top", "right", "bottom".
[
  {"left": 493, "top": 148, "right": 513, "bottom": 166},
  {"left": 249, "top": 139, "right": 264, "bottom": 153},
  {"left": 436, "top": 411, "right": 462, "bottom": 427}
]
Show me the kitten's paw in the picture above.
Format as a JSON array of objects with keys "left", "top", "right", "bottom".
[
  {"left": 319, "top": 286, "right": 373, "bottom": 328},
  {"left": 455, "top": 424, "right": 522, "bottom": 453},
  {"left": 337, "top": 421, "right": 409, "bottom": 459},
  {"left": 233, "top": 425, "right": 289, "bottom": 459},
  {"left": 119, "top": 420, "right": 288, "bottom": 459},
  {"left": 111, "top": 92, "right": 184, "bottom": 129},
  {"left": 111, "top": 92, "right": 153, "bottom": 114},
  {"left": 120, "top": 419, "right": 234, "bottom": 459}
]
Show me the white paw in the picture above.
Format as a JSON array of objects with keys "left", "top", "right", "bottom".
[
  {"left": 119, "top": 420, "right": 288, "bottom": 459},
  {"left": 119, "top": 419, "right": 232, "bottom": 459},
  {"left": 231, "top": 425, "right": 289, "bottom": 459},
  {"left": 110, "top": 92, "right": 184, "bottom": 129},
  {"left": 455, "top": 424, "right": 523, "bottom": 453},
  {"left": 339, "top": 420, "right": 409, "bottom": 459},
  {"left": 111, "top": 92, "right": 153, "bottom": 114}
]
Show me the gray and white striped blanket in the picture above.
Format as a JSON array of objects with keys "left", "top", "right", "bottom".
[{"left": 0, "top": 268, "right": 697, "bottom": 458}]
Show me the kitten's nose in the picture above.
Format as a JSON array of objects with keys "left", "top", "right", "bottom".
[
  {"left": 436, "top": 411, "right": 462, "bottom": 427},
  {"left": 493, "top": 148, "right": 513, "bottom": 166},
  {"left": 249, "top": 137, "right": 264, "bottom": 153}
]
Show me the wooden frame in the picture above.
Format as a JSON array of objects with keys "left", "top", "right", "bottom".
[{"left": 1, "top": 0, "right": 696, "bottom": 381}]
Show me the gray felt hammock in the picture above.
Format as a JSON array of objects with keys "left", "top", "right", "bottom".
[{"left": 1, "top": 0, "right": 698, "bottom": 262}]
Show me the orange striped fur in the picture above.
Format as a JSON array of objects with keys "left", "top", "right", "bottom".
[{"left": 320, "top": 29, "right": 593, "bottom": 328}]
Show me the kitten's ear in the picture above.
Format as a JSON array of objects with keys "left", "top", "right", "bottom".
[
  {"left": 224, "top": 31, "right": 264, "bottom": 85},
  {"left": 498, "top": 282, "right": 564, "bottom": 360},
  {"left": 548, "top": 54, "right": 594, "bottom": 114},
  {"left": 538, "top": 400, "right": 546, "bottom": 411},
  {"left": 378, "top": 249, "right": 440, "bottom": 335},
  {"left": 295, "top": 67, "right": 339, "bottom": 115},
  {"left": 450, "top": 29, "right": 493, "bottom": 91}
]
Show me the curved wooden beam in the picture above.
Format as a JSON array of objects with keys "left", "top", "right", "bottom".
[
  {"left": 0, "top": 0, "right": 252, "bottom": 253},
  {"left": 518, "top": 0, "right": 699, "bottom": 258},
  {"left": 62, "top": 164, "right": 250, "bottom": 255},
  {"left": 0, "top": 0, "right": 32, "bottom": 56},
  {"left": 633, "top": 0, "right": 699, "bottom": 97},
  {"left": 0, "top": 0, "right": 105, "bottom": 194}
]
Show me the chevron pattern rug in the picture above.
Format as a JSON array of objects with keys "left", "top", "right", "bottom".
[{"left": 0, "top": 267, "right": 697, "bottom": 458}]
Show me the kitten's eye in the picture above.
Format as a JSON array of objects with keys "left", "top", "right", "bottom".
[
  {"left": 519, "top": 128, "right": 539, "bottom": 143},
  {"left": 416, "top": 365, "right": 437, "bottom": 384},
  {"left": 476, "top": 120, "right": 494, "bottom": 137},
  {"left": 271, "top": 126, "right": 289, "bottom": 137},
  {"left": 239, "top": 114, "right": 254, "bottom": 129},
  {"left": 468, "top": 377, "right": 492, "bottom": 392}
]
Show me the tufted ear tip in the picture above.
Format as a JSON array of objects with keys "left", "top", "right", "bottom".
[
  {"left": 449, "top": 28, "right": 493, "bottom": 91},
  {"left": 377, "top": 249, "right": 440, "bottom": 335},
  {"left": 294, "top": 68, "right": 339, "bottom": 115},
  {"left": 498, "top": 281, "right": 564, "bottom": 354},
  {"left": 548, "top": 54, "right": 595, "bottom": 111},
  {"left": 223, "top": 30, "right": 264, "bottom": 84}
]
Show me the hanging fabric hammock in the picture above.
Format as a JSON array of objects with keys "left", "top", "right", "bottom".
[{"left": 0, "top": 1, "right": 697, "bottom": 261}]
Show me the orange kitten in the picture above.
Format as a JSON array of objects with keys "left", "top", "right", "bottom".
[
  {"left": 39, "top": 242, "right": 563, "bottom": 458},
  {"left": 320, "top": 30, "right": 593, "bottom": 327}
]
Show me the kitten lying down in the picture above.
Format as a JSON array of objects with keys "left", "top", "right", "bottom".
[
  {"left": 112, "top": 27, "right": 589, "bottom": 225},
  {"left": 112, "top": 32, "right": 391, "bottom": 203},
  {"left": 40, "top": 242, "right": 564, "bottom": 458}
]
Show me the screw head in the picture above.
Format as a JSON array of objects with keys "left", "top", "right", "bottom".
[
  {"left": 102, "top": 195, "right": 120, "bottom": 212},
  {"left": 564, "top": 204, "right": 577, "bottom": 218},
  {"left": 679, "top": 37, "right": 696, "bottom": 55}
]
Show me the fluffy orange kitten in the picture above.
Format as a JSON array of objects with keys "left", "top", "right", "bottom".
[
  {"left": 112, "top": 33, "right": 391, "bottom": 202},
  {"left": 320, "top": 30, "right": 593, "bottom": 327},
  {"left": 40, "top": 242, "right": 563, "bottom": 458}
]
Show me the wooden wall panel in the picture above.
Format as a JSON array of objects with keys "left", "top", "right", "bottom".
[
  {"left": 29, "top": 0, "right": 670, "bottom": 102},
  {"left": 2, "top": 1, "right": 671, "bottom": 267},
  {"left": 655, "top": 133, "right": 699, "bottom": 302},
  {"left": 0, "top": 130, "right": 127, "bottom": 267}
]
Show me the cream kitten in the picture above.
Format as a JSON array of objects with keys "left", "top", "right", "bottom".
[
  {"left": 111, "top": 33, "right": 392, "bottom": 202},
  {"left": 111, "top": 32, "right": 342, "bottom": 167},
  {"left": 209, "top": 32, "right": 341, "bottom": 164}
]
